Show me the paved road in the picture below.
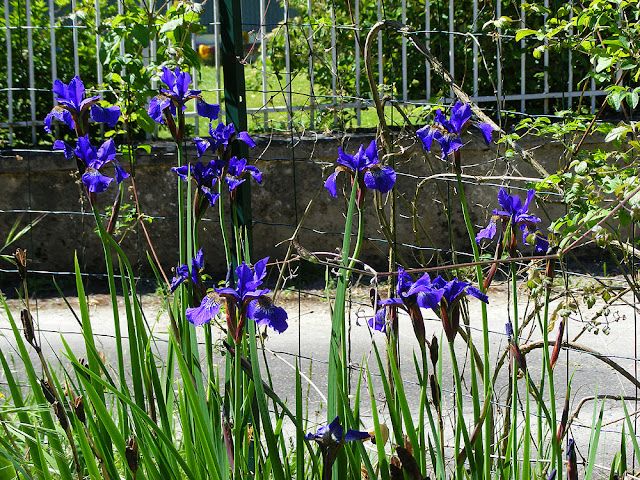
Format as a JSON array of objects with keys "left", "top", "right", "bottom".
[{"left": 1, "top": 280, "right": 639, "bottom": 478}]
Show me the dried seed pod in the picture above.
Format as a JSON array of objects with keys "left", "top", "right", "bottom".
[
  {"left": 40, "top": 378, "right": 56, "bottom": 405},
  {"left": 53, "top": 401, "right": 68, "bottom": 430},
  {"left": 566, "top": 439, "right": 577, "bottom": 480},
  {"left": 407, "top": 303, "right": 426, "bottom": 349},
  {"left": 14, "top": 249, "right": 27, "bottom": 280},
  {"left": 428, "top": 335, "right": 439, "bottom": 371},
  {"left": 510, "top": 344, "right": 528, "bottom": 373},
  {"left": 125, "top": 436, "right": 139, "bottom": 473},
  {"left": 556, "top": 395, "right": 569, "bottom": 443},
  {"left": 483, "top": 262, "right": 499, "bottom": 291},
  {"left": 550, "top": 319, "right": 565, "bottom": 371},
  {"left": 77, "top": 357, "right": 91, "bottom": 381},
  {"left": 73, "top": 396, "right": 86, "bottom": 424},
  {"left": 429, "top": 374, "right": 441, "bottom": 412},
  {"left": 368, "top": 423, "right": 389, "bottom": 446},
  {"left": 21, "top": 309, "right": 36, "bottom": 347}
]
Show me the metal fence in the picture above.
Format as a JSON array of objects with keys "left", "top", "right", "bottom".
[{"left": 0, "top": 0, "right": 611, "bottom": 146}]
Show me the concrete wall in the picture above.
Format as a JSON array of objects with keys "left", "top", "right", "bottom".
[{"left": 0, "top": 132, "right": 602, "bottom": 284}]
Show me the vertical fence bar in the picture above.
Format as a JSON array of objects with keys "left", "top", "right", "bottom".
[
  {"left": 355, "top": 0, "right": 360, "bottom": 125},
  {"left": 192, "top": 32, "right": 199, "bottom": 135},
  {"left": 496, "top": 0, "right": 502, "bottom": 106},
  {"left": 118, "top": 0, "right": 125, "bottom": 76},
  {"left": 425, "top": 0, "right": 430, "bottom": 101},
  {"left": 48, "top": 0, "right": 56, "bottom": 104},
  {"left": 401, "top": 0, "right": 407, "bottom": 103},
  {"left": 284, "top": 0, "right": 292, "bottom": 131},
  {"left": 567, "top": 1, "right": 573, "bottom": 108},
  {"left": 543, "top": 0, "right": 549, "bottom": 114},
  {"left": 26, "top": 0, "right": 36, "bottom": 143},
  {"left": 4, "top": 0, "right": 13, "bottom": 145},
  {"left": 71, "top": 0, "right": 79, "bottom": 76},
  {"left": 330, "top": 3, "right": 337, "bottom": 127},
  {"left": 95, "top": 0, "right": 102, "bottom": 99},
  {"left": 212, "top": 0, "right": 221, "bottom": 108},
  {"left": 377, "top": 0, "right": 383, "bottom": 89},
  {"left": 307, "top": 0, "right": 314, "bottom": 129},
  {"left": 520, "top": 0, "right": 525, "bottom": 113},
  {"left": 448, "top": 0, "right": 454, "bottom": 100},
  {"left": 260, "top": 0, "right": 268, "bottom": 129},
  {"left": 150, "top": 1, "right": 157, "bottom": 136},
  {"left": 472, "top": 0, "right": 477, "bottom": 100},
  {"left": 96, "top": 0, "right": 104, "bottom": 137}
]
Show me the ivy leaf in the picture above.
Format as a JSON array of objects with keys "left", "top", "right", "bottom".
[
  {"left": 159, "top": 18, "right": 184, "bottom": 34},
  {"left": 607, "top": 90, "right": 625, "bottom": 110},
  {"left": 183, "top": 43, "right": 201, "bottom": 72},
  {"left": 604, "top": 125, "right": 629, "bottom": 143},
  {"left": 516, "top": 29, "right": 538, "bottom": 41},
  {"left": 595, "top": 56, "right": 614, "bottom": 73},
  {"left": 135, "top": 109, "right": 156, "bottom": 134},
  {"left": 629, "top": 89, "right": 640, "bottom": 109},
  {"left": 132, "top": 24, "right": 150, "bottom": 48}
]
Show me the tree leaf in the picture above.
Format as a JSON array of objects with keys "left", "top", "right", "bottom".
[
  {"left": 159, "top": 18, "right": 183, "bottom": 34},
  {"left": 132, "top": 23, "right": 150, "bottom": 48},
  {"left": 516, "top": 29, "right": 538, "bottom": 41}
]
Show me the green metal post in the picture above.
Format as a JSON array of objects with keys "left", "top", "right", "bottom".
[{"left": 219, "top": 0, "right": 253, "bottom": 258}]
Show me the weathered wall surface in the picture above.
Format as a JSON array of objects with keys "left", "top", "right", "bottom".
[{"left": 0, "top": 132, "right": 602, "bottom": 283}]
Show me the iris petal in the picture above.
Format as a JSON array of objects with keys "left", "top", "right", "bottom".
[
  {"left": 53, "top": 140, "right": 74, "bottom": 159},
  {"left": 363, "top": 166, "right": 396, "bottom": 193},
  {"left": 81, "top": 169, "right": 113, "bottom": 193},
  {"left": 196, "top": 98, "right": 220, "bottom": 120},
  {"left": 324, "top": 170, "right": 340, "bottom": 197},
  {"left": 247, "top": 298, "right": 288, "bottom": 333},
  {"left": 237, "top": 131, "right": 256, "bottom": 148},
  {"left": 475, "top": 220, "right": 497, "bottom": 243},
  {"left": 90, "top": 104, "right": 121, "bottom": 127},
  {"left": 186, "top": 295, "right": 221, "bottom": 326}
]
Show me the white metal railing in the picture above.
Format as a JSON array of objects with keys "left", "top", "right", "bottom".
[{"left": 0, "top": 0, "right": 608, "bottom": 146}]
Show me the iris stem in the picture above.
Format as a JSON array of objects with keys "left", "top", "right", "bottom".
[
  {"left": 234, "top": 335, "right": 242, "bottom": 480},
  {"left": 327, "top": 180, "right": 359, "bottom": 479},
  {"left": 218, "top": 180, "right": 233, "bottom": 267},
  {"left": 455, "top": 169, "right": 492, "bottom": 479},
  {"left": 511, "top": 261, "right": 519, "bottom": 480},
  {"left": 540, "top": 281, "right": 560, "bottom": 477},
  {"left": 448, "top": 340, "right": 476, "bottom": 480}
]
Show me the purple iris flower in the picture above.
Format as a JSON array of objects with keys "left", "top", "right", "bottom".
[
  {"left": 172, "top": 161, "right": 223, "bottom": 207},
  {"left": 186, "top": 257, "right": 288, "bottom": 335},
  {"left": 419, "top": 275, "right": 488, "bottom": 343},
  {"left": 324, "top": 140, "right": 396, "bottom": 206},
  {"left": 170, "top": 248, "right": 204, "bottom": 293},
  {"left": 193, "top": 122, "right": 256, "bottom": 159},
  {"left": 368, "top": 307, "right": 387, "bottom": 333},
  {"left": 69, "top": 136, "right": 129, "bottom": 193},
  {"left": 148, "top": 67, "right": 220, "bottom": 129},
  {"left": 305, "top": 416, "right": 370, "bottom": 478},
  {"left": 376, "top": 267, "right": 436, "bottom": 347},
  {"left": 224, "top": 156, "right": 262, "bottom": 193},
  {"left": 416, "top": 101, "right": 494, "bottom": 158},
  {"left": 44, "top": 76, "right": 121, "bottom": 134},
  {"left": 475, "top": 188, "right": 549, "bottom": 254}
]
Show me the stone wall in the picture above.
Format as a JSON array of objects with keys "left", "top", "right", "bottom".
[{"left": 0, "top": 132, "right": 603, "bottom": 283}]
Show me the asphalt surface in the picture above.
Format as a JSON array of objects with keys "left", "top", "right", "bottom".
[{"left": 2, "top": 278, "right": 639, "bottom": 478}]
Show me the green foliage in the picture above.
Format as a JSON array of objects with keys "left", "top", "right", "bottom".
[{"left": 0, "top": 0, "right": 98, "bottom": 146}]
